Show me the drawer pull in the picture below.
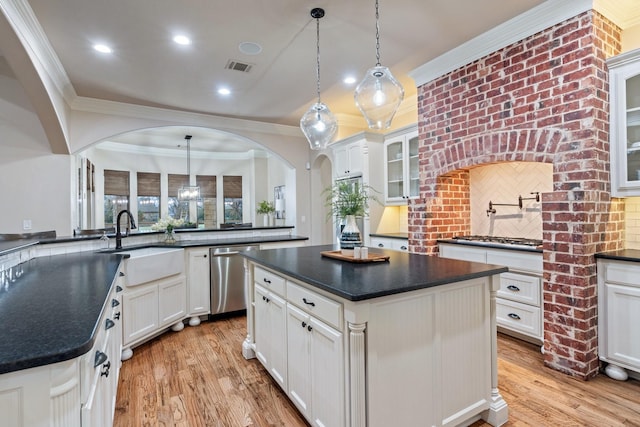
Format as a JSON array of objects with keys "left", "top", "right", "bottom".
[
  {"left": 400, "top": 246, "right": 407, "bottom": 250},
  {"left": 116, "top": 285, "right": 123, "bottom": 292},
  {"left": 506, "top": 285, "right": 521, "bottom": 292},
  {"left": 119, "top": 272, "right": 125, "bottom": 277},
  {"left": 111, "top": 299, "right": 120, "bottom": 307},
  {"left": 114, "top": 312, "right": 121, "bottom": 320},
  {"left": 507, "top": 313, "right": 521, "bottom": 320},
  {"left": 105, "top": 318, "right": 115, "bottom": 330},
  {"left": 377, "top": 243, "right": 384, "bottom": 248},
  {"left": 94, "top": 351, "right": 108, "bottom": 368},
  {"left": 100, "top": 361, "right": 111, "bottom": 378},
  {"left": 302, "top": 298, "right": 315, "bottom": 307},
  {"left": 263, "top": 278, "right": 271, "bottom": 284}
]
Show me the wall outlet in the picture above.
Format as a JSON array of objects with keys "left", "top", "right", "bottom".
[{"left": 23, "top": 219, "right": 32, "bottom": 230}]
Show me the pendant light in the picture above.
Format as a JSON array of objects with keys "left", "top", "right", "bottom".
[
  {"left": 354, "top": 0, "right": 404, "bottom": 130},
  {"left": 178, "top": 135, "right": 200, "bottom": 201},
  {"left": 300, "top": 7, "right": 338, "bottom": 150}
]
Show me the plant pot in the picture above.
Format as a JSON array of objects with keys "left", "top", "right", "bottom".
[{"left": 339, "top": 215, "right": 362, "bottom": 250}]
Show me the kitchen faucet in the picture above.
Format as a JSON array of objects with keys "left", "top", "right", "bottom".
[{"left": 115, "top": 209, "right": 136, "bottom": 249}]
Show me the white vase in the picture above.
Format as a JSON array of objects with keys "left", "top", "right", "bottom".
[
  {"left": 340, "top": 215, "right": 362, "bottom": 250},
  {"left": 263, "top": 214, "right": 269, "bottom": 227}
]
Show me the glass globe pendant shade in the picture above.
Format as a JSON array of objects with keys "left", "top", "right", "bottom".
[
  {"left": 354, "top": 65, "right": 404, "bottom": 130},
  {"left": 300, "top": 101, "right": 338, "bottom": 150}
]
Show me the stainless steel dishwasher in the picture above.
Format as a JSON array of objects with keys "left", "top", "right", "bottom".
[{"left": 209, "top": 245, "right": 259, "bottom": 317}]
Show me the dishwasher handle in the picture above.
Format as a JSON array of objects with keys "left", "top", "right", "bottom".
[{"left": 213, "top": 250, "right": 240, "bottom": 256}]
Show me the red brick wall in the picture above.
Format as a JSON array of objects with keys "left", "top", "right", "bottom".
[{"left": 410, "top": 11, "right": 624, "bottom": 379}]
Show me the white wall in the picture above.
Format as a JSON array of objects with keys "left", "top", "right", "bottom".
[{"left": 0, "top": 70, "right": 72, "bottom": 234}]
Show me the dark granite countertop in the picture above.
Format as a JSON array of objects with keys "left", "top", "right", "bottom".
[
  {"left": 595, "top": 249, "right": 640, "bottom": 262},
  {"left": 370, "top": 232, "right": 409, "bottom": 240},
  {"left": 0, "top": 252, "right": 125, "bottom": 374},
  {"left": 241, "top": 244, "right": 508, "bottom": 301}
]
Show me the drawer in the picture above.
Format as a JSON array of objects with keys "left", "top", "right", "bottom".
[
  {"left": 254, "top": 266, "right": 286, "bottom": 296},
  {"left": 486, "top": 249, "right": 542, "bottom": 273},
  {"left": 603, "top": 261, "right": 640, "bottom": 287},
  {"left": 497, "top": 272, "right": 541, "bottom": 306},
  {"left": 287, "top": 282, "right": 342, "bottom": 329},
  {"left": 496, "top": 299, "right": 541, "bottom": 339}
]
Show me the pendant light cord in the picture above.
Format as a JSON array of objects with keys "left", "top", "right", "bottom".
[
  {"left": 375, "top": 0, "right": 381, "bottom": 66},
  {"left": 315, "top": 14, "right": 322, "bottom": 103}
]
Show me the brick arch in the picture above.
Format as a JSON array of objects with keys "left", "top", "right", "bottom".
[{"left": 420, "top": 128, "right": 565, "bottom": 198}]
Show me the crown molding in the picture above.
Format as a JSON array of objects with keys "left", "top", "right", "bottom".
[
  {"left": 96, "top": 140, "right": 260, "bottom": 160},
  {"left": 594, "top": 0, "right": 640, "bottom": 29},
  {"left": 410, "top": 0, "right": 596, "bottom": 87}
]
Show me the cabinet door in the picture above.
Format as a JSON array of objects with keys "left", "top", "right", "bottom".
[
  {"left": 334, "top": 146, "right": 349, "bottom": 177},
  {"left": 347, "top": 142, "right": 363, "bottom": 175},
  {"left": 158, "top": 276, "right": 187, "bottom": 328},
  {"left": 407, "top": 134, "right": 420, "bottom": 199},
  {"left": 309, "top": 316, "right": 344, "bottom": 427},
  {"left": 605, "top": 283, "right": 640, "bottom": 369},
  {"left": 385, "top": 140, "right": 404, "bottom": 201},
  {"left": 286, "top": 304, "right": 312, "bottom": 417},
  {"left": 187, "top": 248, "right": 210, "bottom": 315},
  {"left": 122, "top": 285, "right": 159, "bottom": 346},
  {"left": 254, "top": 284, "right": 288, "bottom": 389}
]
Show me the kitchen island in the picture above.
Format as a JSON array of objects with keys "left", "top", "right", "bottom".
[{"left": 241, "top": 245, "right": 510, "bottom": 427}]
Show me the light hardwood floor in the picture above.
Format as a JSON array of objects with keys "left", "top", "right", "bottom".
[{"left": 114, "top": 316, "right": 640, "bottom": 427}]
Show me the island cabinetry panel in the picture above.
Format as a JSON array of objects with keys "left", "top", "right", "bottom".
[
  {"left": 439, "top": 243, "right": 543, "bottom": 344},
  {"left": 597, "top": 259, "right": 640, "bottom": 380},
  {"left": 254, "top": 283, "right": 288, "bottom": 389},
  {"left": 186, "top": 248, "right": 210, "bottom": 325},
  {"left": 244, "top": 260, "right": 507, "bottom": 427}
]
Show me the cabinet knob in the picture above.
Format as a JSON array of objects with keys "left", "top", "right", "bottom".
[
  {"left": 116, "top": 285, "right": 123, "bottom": 293},
  {"left": 114, "top": 312, "right": 121, "bottom": 320},
  {"left": 301, "top": 321, "right": 307, "bottom": 328},
  {"left": 302, "top": 298, "right": 315, "bottom": 307},
  {"left": 105, "top": 318, "right": 115, "bottom": 330},
  {"left": 94, "top": 350, "right": 108, "bottom": 368},
  {"left": 507, "top": 313, "right": 521, "bottom": 320},
  {"left": 112, "top": 298, "right": 120, "bottom": 307},
  {"left": 307, "top": 325, "right": 313, "bottom": 332},
  {"left": 119, "top": 271, "right": 125, "bottom": 277},
  {"left": 506, "top": 285, "right": 520, "bottom": 292}
]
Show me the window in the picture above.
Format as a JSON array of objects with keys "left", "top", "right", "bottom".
[
  {"left": 137, "top": 172, "right": 160, "bottom": 229},
  {"left": 197, "top": 175, "right": 217, "bottom": 228},
  {"left": 168, "top": 174, "right": 189, "bottom": 220},
  {"left": 223, "top": 176, "right": 243, "bottom": 223},
  {"left": 104, "top": 169, "right": 130, "bottom": 227}
]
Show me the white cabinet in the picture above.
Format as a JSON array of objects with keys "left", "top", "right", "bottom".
[
  {"left": 384, "top": 125, "right": 419, "bottom": 204},
  {"left": 333, "top": 140, "right": 364, "bottom": 178},
  {"left": 254, "top": 284, "right": 288, "bottom": 389},
  {"left": 0, "top": 270, "right": 123, "bottom": 427},
  {"left": 121, "top": 273, "right": 187, "bottom": 359},
  {"left": 439, "top": 243, "right": 543, "bottom": 344},
  {"left": 186, "top": 248, "right": 210, "bottom": 325},
  {"left": 597, "top": 259, "right": 640, "bottom": 380},
  {"left": 608, "top": 48, "right": 640, "bottom": 196},
  {"left": 370, "top": 236, "right": 408, "bottom": 252}
]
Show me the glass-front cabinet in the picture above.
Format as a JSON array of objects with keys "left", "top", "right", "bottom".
[
  {"left": 384, "top": 125, "right": 419, "bottom": 204},
  {"left": 609, "top": 48, "right": 640, "bottom": 196}
]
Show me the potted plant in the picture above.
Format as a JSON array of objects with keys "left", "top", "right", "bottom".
[
  {"left": 256, "top": 200, "right": 276, "bottom": 226},
  {"left": 323, "top": 182, "right": 379, "bottom": 251}
]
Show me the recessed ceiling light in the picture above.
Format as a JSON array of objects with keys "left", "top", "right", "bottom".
[
  {"left": 93, "top": 44, "right": 113, "bottom": 54},
  {"left": 173, "top": 35, "right": 191, "bottom": 45},
  {"left": 218, "top": 87, "right": 231, "bottom": 96},
  {"left": 239, "top": 41, "right": 262, "bottom": 55},
  {"left": 343, "top": 76, "right": 357, "bottom": 85}
]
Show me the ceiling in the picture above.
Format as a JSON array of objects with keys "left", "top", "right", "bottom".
[{"left": 13, "top": 1, "right": 555, "bottom": 151}]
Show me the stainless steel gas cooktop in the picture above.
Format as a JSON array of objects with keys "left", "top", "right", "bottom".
[{"left": 452, "top": 235, "right": 543, "bottom": 249}]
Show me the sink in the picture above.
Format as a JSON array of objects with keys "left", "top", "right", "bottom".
[{"left": 122, "top": 247, "right": 185, "bottom": 287}]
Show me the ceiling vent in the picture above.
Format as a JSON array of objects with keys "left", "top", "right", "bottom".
[{"left": 225, "top": 60, "right": 253, "bottom": 73}]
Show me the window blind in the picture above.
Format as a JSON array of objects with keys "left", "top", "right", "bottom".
[
  {"left": 168, "top": 174, "right": 189, "bottom": 197},
  {"left": 137, "top": 172, "right": 160, "bottom": 196},
  {"left": 104, "top": 169, "right": 130, "bottom": 195},
  {"left": 223, "top": 176, "right": 242, "bottom": 198},
  {"left": 197, "top": 175, "right": 217, "bottom": 198}
]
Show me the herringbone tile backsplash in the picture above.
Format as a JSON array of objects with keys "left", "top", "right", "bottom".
[{"left": 470, "top": 162, "right": 553, "bottom": 239}]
